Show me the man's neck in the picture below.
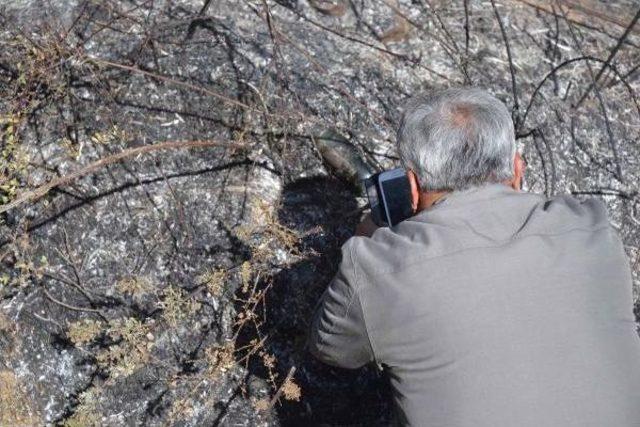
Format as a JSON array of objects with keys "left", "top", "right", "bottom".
[
  {"left": 416, "top": 190, "right": 450, "bottom": 213},
  {"left": 415, "top": 180, "right": 519, "bottom": 214}
]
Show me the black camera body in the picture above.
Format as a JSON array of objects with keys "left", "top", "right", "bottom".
[{"left": 363, "top": 168, "right": 413, "bottom": 227}]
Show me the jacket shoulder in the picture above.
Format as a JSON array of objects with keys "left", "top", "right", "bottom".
[{"left": 537, "top": 193, "right": 611, "bottom": 231}]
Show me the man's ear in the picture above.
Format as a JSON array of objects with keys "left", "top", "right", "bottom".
[
  {"left": 510, "top": 152, "right": 525, "bottom": 190},
  {"left": 407, "top": 169, "right": 420, "bottom": 213}
]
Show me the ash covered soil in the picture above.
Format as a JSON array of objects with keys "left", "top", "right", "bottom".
[{"left": 0, "top": 0, "right": 639, "bottom": 425}]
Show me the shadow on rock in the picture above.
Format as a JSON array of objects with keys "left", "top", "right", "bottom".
[{"left": 234, "top": 175, "right": 393, "bottom": 426}]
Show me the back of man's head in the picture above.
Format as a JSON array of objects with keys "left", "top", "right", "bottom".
[{"left": 397, "top": 87, "right": 516, "bottom": 192}]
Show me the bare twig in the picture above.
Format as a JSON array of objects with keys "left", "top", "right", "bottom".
[
  {"left": 268, "top": 365, "right": 297, "bottom": 408},
  {"left": 42, "top": 287, "right": 103, "bottom": 315},
  {"left": 93, "top": 58, "right": 255, "bottom": 112},
  {"left": 532, "top": 131, "right": 549, "bottom": 196},
  {"left": 490, "top": 0, "right": 521, "bottom": 130},
  {"left": 557, "top": 2, "right": 624, "bottom": 181},
  {"left": 197, "top": 0, "right": 214, "bottom": 16},
  {"left": 536, "top": 130, "right": 557, "bottom": 196},
  {"left": 574, "top": 7, "right": 640, "bottom": 108},
  {"left": 520, "top": 56, "right": 640, "bottom": 130},
  {"left": 512, "top": 0, "right": 640, "bottom": 38},
  {"left": 378, "top": 0, "right": 466, "bottom": 80},
  {"left": 274, "top": 2, "right": 451, "bottom": 81},
  {"left": 571, "top": 189, "right": 637, "bottom": 199},
  {"left": 463, "top": 0, "right": 470, "bottom": 60},
  {"left": 0, "top": 140, "right": 245, "bottom": 214}
]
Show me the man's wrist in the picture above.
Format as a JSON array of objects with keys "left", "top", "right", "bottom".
[{"left": 354, "top": 212, "right": 379, "bottom": 237}]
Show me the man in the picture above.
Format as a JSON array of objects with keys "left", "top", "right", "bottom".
[{"left": 307, "top": 88, "right": 640, "bottom": 426}]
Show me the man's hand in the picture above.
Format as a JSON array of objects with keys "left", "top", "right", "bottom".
[{"left": 354, "top": 212, "right": 379, "bottom": 237}]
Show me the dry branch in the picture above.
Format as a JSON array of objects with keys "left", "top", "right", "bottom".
[
  {"left": 512, "top": 0, "right": 640, "bottom": 36},
  {"left": 491, "top": 0, "right": 521, "bottom": 129},
  {"left": 94, "top": 58, "right": 254, "bottom": 111},
  {"left": 268, "top": 365, "right": 297, "bottom": 408},
  {"left": 0, "top": 140, "right": 245, "bottom": 215},
  {"left": 574, "top": 7, "right": 640, "bottom": 108},
  {"left": 42, "top": 287, "right": 103, "bottom": 315}
]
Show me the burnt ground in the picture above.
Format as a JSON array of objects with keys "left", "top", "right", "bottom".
[{"left": 0, "top": 0, "right": 639, "bottom": 425}]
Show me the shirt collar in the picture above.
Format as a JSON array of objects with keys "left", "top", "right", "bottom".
[{"left": 413, "top": 183, "right": 518, "bottom": 218}]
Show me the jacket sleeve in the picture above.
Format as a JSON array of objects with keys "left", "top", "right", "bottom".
[{"left": 307, "top": 238, "right": 375, "bottom": 369}]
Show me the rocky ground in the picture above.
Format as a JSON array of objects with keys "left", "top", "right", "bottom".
[{"left": 0, "top": 0, "right": 639, "bottom": 425}]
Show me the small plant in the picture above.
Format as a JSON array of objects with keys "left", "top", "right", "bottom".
[
  {"left": 63, "top": 387, "right": 103, "bottom": 427},
  {"left": 228, "top": 199, "right": 307, "bottom": 408},
  {"left": 59, "top": 125, "right": 129, "bottom": 161},
  {"left": 198, "top": 269, "right": 227, "bottom": 298},
  {"left": 239, "top": 261, "right": 253, "bottom": 293},
  {"left": 1, "top": 31, "right": 76, "bottom": 208},
  {"left": 159, "top": 286, "right": 201, "bottom": 327},
  {"left": 167, "top": 397, "right": 195, "bottom": 422},
  {"left": 96, "top": 345, "right": 144, "bottom": 379},
  {"left": 116, "top": 276, "right": 154, "bottom": 300},
  {"left": 0, "top": 113, "right": 29, "bottom": 206},
  {"left": 89, "top": 125, "right": 127, "bottom": 146},
  {"left": 260, "top": 199, "right": 299, "bottom": 249},
  {"left": 0, "top": 235, "right": 48, "bottom": 289},
  {"left": 107, "top": 317, "right": 149, "bottom": 343},
  {"left": 203, "top": 341, "right": 236, "bottom": 381},
  {"left": 281, "top": 377, "right": 302, "bottom": 402},
  {"left": 253, "top": 397, "right": 270, "bottom": 412},
  {"left": 67, "top": 319, "right": 104, "bottom": 346},
  {"left": 95, "top": 318, "right": 154, "bottom": 381}
]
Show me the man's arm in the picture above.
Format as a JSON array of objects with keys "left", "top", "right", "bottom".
[{"left": 307, "top": 238, "right": 375, "bottom": 369}]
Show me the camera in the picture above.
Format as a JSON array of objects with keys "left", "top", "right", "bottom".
[{"left": 363, "top": 168, "right": 413, "bottom": 227}]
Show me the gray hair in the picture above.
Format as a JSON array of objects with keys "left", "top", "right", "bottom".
[{"left": 396, "top": 88, "right": 516, "bottom": 192}]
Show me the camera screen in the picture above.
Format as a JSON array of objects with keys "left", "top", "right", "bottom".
[{"left": 380, "top": 175, "right": 412, "bottom": 226}]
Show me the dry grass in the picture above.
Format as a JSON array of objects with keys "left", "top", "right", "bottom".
[
  {"left": 0, "top": 370, "right": 39, "bottom": 426},
  {"left": 0, "top": 312, "right": 9, "bottom": 332}
]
